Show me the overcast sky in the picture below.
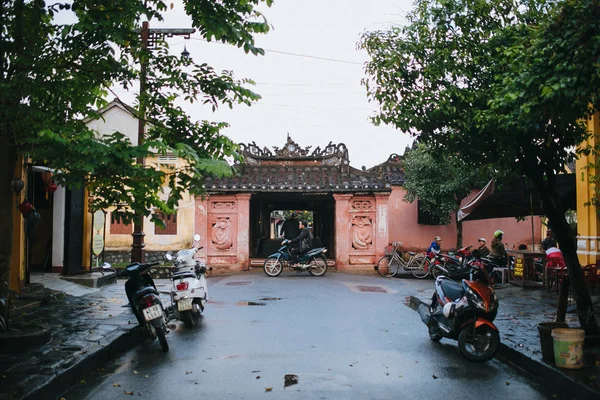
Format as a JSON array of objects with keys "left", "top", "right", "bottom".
[{"left": 116, "top": 0, "right": 416, "bottom": 169}]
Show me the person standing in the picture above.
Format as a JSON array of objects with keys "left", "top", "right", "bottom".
[
  {"left": 281, "top": 213, "right": 300, "bottom": 240},
  {"left": 476, "top": 238, "right": 490, "bottom": 258}
]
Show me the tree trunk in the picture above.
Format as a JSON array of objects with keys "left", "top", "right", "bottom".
[
  {"left": 534, "top": 174, "right": 599, "bottom": 334},
  {"left": 456, "top": 211, "right": 463, "bottom": 248},
  {"left": 0, "top": 143, "right": 16, "bottom": 298}
]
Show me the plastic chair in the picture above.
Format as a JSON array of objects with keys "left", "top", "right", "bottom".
[{"left": 546, "top": 257, "right": 566, "bottom": 293}]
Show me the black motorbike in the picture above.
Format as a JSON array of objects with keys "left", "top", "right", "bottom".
[
  {"left": 100, "top": 261, "right": 170, "bottom": 352},
  {"left": 263, "top": 241, "right": 328, "bottom": 277}
]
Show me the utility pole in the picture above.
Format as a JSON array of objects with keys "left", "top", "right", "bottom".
[{"left": 131, "top": 21, "right": 195, "bottom": 263}]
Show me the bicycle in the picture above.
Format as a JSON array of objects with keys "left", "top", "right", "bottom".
[{"left": 375, "top": 242, "right": 431, "bottom": 278}]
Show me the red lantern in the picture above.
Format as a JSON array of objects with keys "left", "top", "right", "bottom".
[
  {"left": 47, "top": 181, "right": 57, "bottom": 193},
  {"left": 19, "top": 200, "right": 34, "bottom": 217}
]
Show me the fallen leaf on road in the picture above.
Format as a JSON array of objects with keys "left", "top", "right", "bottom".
[
  {"left": 80, "top": 380, "right": 86, "bottom": 384},
  {"left": 265, "top": 387, "right": 273, "bottom": 392},
  {"left": 124, "top": 390, "right": 134, "bottom": 395},
  {"left": 252, "top": 370, "right": 261, "bottom": 373},
  {"left": 133, "top": 370, "right": 138, "bottom": 374},
  {"left": 506, "top": 381, "right": 510, "bottom": 386},
  {"left": 256, "top": 376, "right": 261, "bottom": 379},
  {"left": 432, "top": 375, "right": 438, "bottom": 379},
  {"left": 186, "top": 371, "right": 193, "bottom": 375},
  {"left": 113, "top": 383, "right": 121, "bottom": 387}
]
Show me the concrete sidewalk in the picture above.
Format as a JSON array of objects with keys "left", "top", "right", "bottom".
[
  {"left": 408, "top": 280, "right": 600, "bottom": 400},
  {"left": 1, "top": 271, "right": 599, "bottom": 399}
]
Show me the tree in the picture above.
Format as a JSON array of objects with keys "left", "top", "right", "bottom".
[
  {"left": 359, "top": 0, "right": 599, "bottom": 333},
  {"left": 402, "top": 143, "right": 489, "bottom": 248},
  {"left": 0, "top": 1, "right": 272, "bottom": 298}
]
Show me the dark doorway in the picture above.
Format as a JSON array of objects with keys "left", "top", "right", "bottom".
[
  {"left": 26, "top": 169, "right": 54, "bottom": 276},
  {"left": 249, "top": 193, "right": 335, "bottom": 259}
]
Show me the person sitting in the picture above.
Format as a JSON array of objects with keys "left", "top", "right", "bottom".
[
  {"left": 541, "top": 230, "right": 557, "bottom": 251},
  {"left": 283, "top": 220, "right": 312, "bottom": 264},
  {"left": 476, "top": 238, "right": 490, "bottom": 258},
  {"left": 489, "top": 230, "right": 507, "bottom": 267},
  {"left": 428, "top": 236, "right": 442, "bottom": 257}
]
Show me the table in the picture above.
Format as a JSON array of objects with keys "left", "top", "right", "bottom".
[{"left": 507, "top": 249, "right": 545, "bottom": 289}]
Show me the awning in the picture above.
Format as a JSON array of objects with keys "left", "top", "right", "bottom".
[{"left": 457, "top": 174, "right": 576, "bottom": 222}]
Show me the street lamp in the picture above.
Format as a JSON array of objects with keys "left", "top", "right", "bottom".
[{"left": 131, "top": 22, "right": 195, "bottom": 263}]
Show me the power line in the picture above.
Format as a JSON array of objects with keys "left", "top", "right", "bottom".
[{"left": 190, "top": 37, "right": 364, "bottom": 65}]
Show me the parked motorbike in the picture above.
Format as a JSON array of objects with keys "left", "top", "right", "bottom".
[
  {"left": 99, "top": 261, "right": 170, "bottom": 352},
  {"left": 418, "top": 253, "right": 500, "bottom": 362},
  {"left": 165, "top": 234, "right": 209, "bottom": 328},
  {"left": 430, "top": 245, "right": 473, "bottom": 280},
  {"left": 263, "top": 241, "right": 328, "bottom": 277}
]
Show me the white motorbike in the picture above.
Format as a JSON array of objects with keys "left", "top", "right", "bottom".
[{"left": 165, "top": 234, "right": 210, "bottom": 328}]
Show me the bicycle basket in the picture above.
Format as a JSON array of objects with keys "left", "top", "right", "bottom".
[{"left": 384, "top": 245, "right": 394, "bottom": 256}]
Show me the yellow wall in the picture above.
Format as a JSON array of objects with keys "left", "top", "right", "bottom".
[
  {"left": 10, "top": 156, "right": 26, "bottom": 293},
  {"left": 576, "top": 113, "right": 600, "bottom": 266}
]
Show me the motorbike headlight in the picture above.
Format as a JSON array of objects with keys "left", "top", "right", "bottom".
[{"left": 466, "top": 286, "right": 486, "bottom": 311}]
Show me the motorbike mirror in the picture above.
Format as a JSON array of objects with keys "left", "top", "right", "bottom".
[
  {"left": 101, "top": 262, "right": 112, "bottom": 269},
  {"left": 165, "top": 253, "right": 173, "bottom": 261},
  {"left": 193, "top": 234, "right": 201, "bottom": 242}
]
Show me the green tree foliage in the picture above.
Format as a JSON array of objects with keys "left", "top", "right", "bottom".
[
  {"left": 0, "top": 0, "right": 272, "bottom": 294},
  {"left": 359, "top": 0, "right": 599, "bottom": 333},
  {"left": 402, "top": 143, "right": 489, "bottom": 248}
]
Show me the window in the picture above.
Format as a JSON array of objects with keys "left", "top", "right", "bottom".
[
  {"left": 110, "top": 213, "right": 132, "bottom": 234},
  {"left": 155, "top": 212, "right": 177, "bottom": 235},
  {"left": 417, "top": 201, "right": 446, "bottom": 225}
]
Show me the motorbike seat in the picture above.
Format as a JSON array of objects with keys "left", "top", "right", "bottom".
[
  {"left": 172, "top": 271, "right": 196, "bottom": 280},
  {"left": 133, "top": 286, "right": 159, "bottom": 301},
  {"left": 439, "top": 278, "right": 464, "bottom": 301}
]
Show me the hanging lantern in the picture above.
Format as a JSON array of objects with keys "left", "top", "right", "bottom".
[
  {"left": 11, "top": 178, "right": 24, "bottom": 196},
  {"left": 47, "top": 181, "right": 57, "bottom": 194},
  {"left": 41, "top": 171, "right": 53, "bottom": 186},
  {"left": 18, "top": 199, "right": 34, "bottom": 217}
]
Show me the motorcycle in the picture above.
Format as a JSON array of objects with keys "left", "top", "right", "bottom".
[
  {"left": 263, "top": 240, "right": 328, "bottom": 277},
  {"left": 430, "top": 245, "right": 473, "bottom": 280},
  {"left": 99, "top": 261, "right": 170, "bottom": 352},
  {"left": 165, "top": 234, "right": 209, "bottom": 328},
  {"left": 418, "top": 253, "right": 500, "bottom": 362}
]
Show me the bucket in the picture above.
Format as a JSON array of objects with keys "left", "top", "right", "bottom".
[
  {"left": 552, "top": 328, "right": 585, "bottom": 369},
  {"left": 537, "top": 322, "right": 568, "bottom": 361}
]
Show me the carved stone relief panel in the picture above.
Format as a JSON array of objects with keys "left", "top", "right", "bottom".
[
  {"left": 211, "top": 201, "right": 236, "bottom": 212},
  {"left": 211, "top": 216, "right": 235, "bottom": 251},
  {"left": 351, "top": 215, "right": 373, "bottom": 251},
  {"left": 350, "top": 200, "right": 373, "bottom": 210}
]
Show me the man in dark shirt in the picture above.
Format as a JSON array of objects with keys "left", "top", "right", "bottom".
[
  {"left": 284, "top": 220, "right": 312, "bottom": 263},
  {"left": 541, "top": 230, "right": 557, "bottom": 251},
  {"left": 281, "top": 214, "right": 300, "bottom": 240}
]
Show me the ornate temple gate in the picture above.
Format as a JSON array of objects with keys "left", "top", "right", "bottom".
[{"left": 195, "top": 136, "right": 392, "bottom": 273}]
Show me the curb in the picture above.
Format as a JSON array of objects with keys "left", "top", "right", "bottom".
[
  {"left": 408, "top": 295, "right": 600, "bottom": 400},
  {"left": 19, "top": 326, "right": 143, "bottom": 400}
]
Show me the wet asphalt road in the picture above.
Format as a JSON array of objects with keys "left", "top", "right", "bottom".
[{"left": 61, "top": 271, "right": 567, "bottom": 400}]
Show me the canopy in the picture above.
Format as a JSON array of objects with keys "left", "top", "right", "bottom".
[{"left": 457, "top": 174, "right": 577, "bottom": 222}]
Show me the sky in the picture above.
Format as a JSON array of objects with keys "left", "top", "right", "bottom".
[{"left": 116, "top": 0, "right": 416, "bottom": 169}]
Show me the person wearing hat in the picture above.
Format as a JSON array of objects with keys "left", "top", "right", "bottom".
[
  {"left": 476, "top": 237, "right": 490, "bottom": 258},
  {"left": 428, "top": 236, "right": 442, "bottom": 256},
  {"left": 490, "top": 230, "right": 507, "bottom": 266}
]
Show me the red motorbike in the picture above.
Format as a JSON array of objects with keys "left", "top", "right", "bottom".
[
  {"left": 430, "top": 245, "right": 473, "bottom": 280},
  {"left": 419, "top": 252, "right": 500, "bottom": 362}
]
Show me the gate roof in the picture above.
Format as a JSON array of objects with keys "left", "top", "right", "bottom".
[{"left": 204, "top": 136, "right": 397, "bottom": 194}]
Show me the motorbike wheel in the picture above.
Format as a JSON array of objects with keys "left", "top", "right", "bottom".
[
  {"left": 308, "top": 255, "right": 328, "bottom": 276},
  {"left": 151, "top": 319, "right": 169, "bottom": 352},
  {"left": 264, "top": 256, "right": 283, "bottom": 277},
  {"left": 181, "top": 310, "right": 195, "bottom": 328},
  {"left": 410, "top": 256, "right": 430, "bottom": 279},
  {"left": 457, "top": 324, "right": 499, "bottom": 362}
]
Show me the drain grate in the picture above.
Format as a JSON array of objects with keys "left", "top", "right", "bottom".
[
  {"left": 226, "top": 281, "right": 251, "bottom": 286},
  {"left": 356, "top": 285, "right": 388, "bottom": 293}
]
